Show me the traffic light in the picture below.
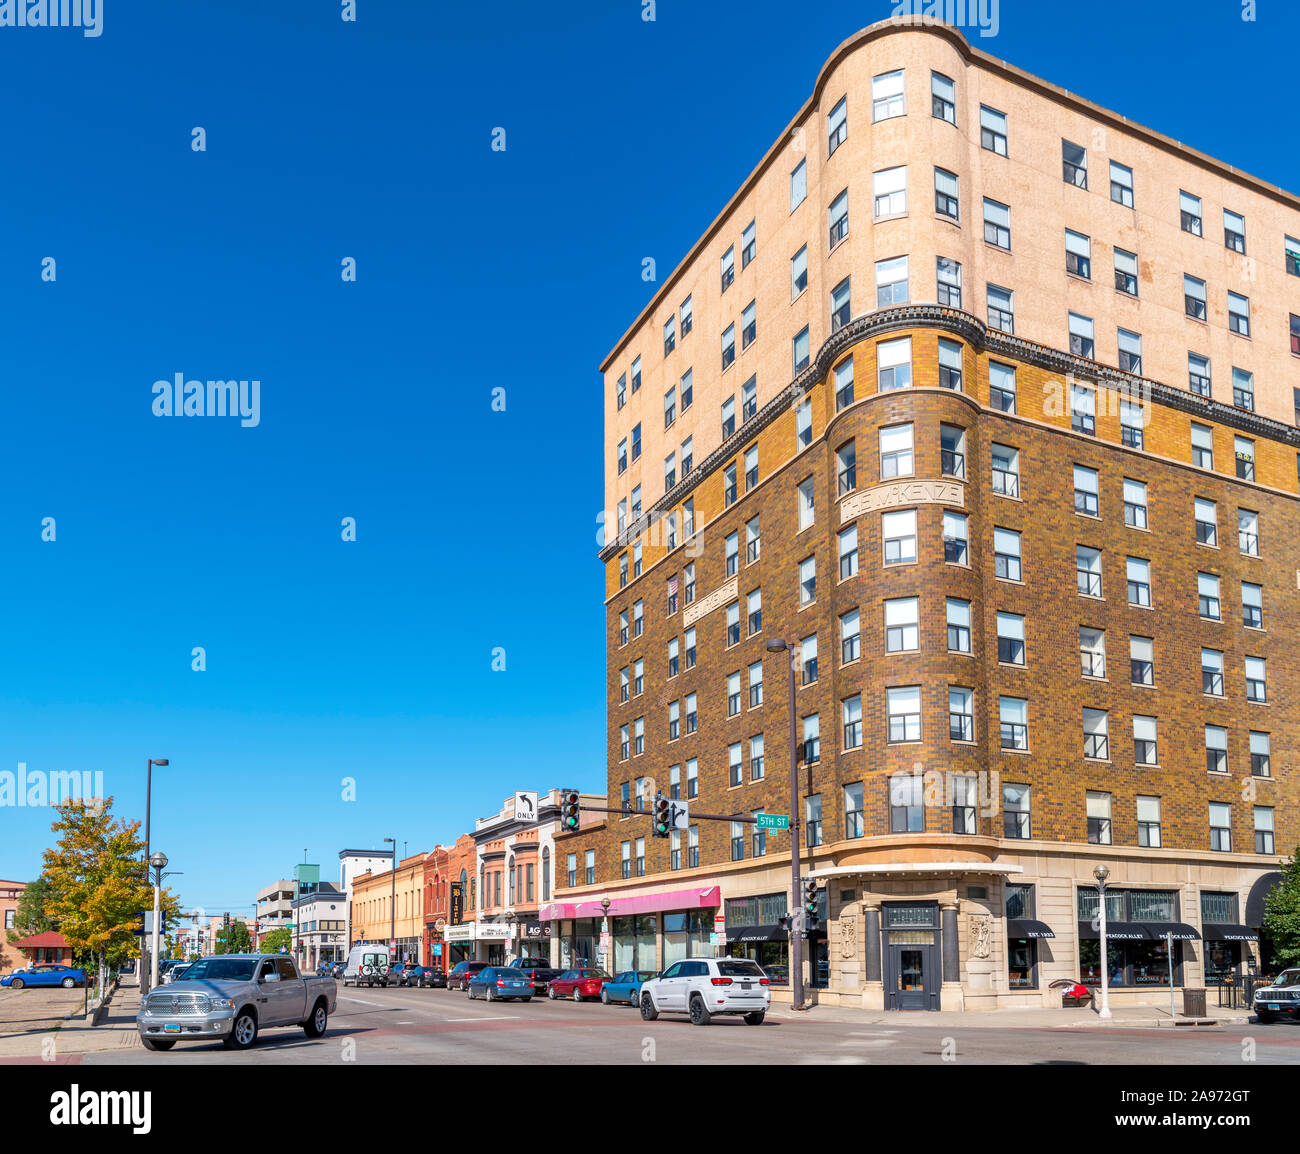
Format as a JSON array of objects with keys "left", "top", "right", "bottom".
[
  {"left": 561, "top": 790, "right": 581, "bottom": 830},
  {"left": 804, "top": 879, "right": 820, "bottom": 932},
  {"left": 223, "top": 912, "right": 230, "bottom": 929},
  {"left": 653, "top": 796, "right": 671, "bottom": 838}
]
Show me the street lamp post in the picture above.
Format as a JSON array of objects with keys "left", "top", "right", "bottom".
[
  {"left": 765, "top": 638, "right": 804, "bottom": 1011},
  {"left": 148, "top": 852, "right": 168, "bottom": 992},
  {"left": 142, "top": 759, "right": 168, "bottom": 995},
  {"left": 1094, "top": 864, "right": 1112, "bottom": 1019},
  {"left": 384, "top": 838, "right": 397, "bottom": 962}
]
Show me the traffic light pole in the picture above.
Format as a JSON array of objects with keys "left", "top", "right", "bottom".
[{"left": 786, "top": 646, "right": 804, "bottom": 1012}]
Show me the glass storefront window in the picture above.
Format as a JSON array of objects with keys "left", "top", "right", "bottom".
[
  {"left": 1080, "top": 939, "right": 1181, "bottom": 987},
  {"left": 727, "top": 940, "right": 789, "bottom": 985},
  {"left": 1008, "top": 939, "right": 1036, "bottom": 988},
  {"left": 613, "top": 915, "right": 658, "bottom": 971},
  {"left": 1204, "top": 940, "right": 1241, "bottom": 986},
  {"left": 1200, "top": 892, "right": 1238, "bottom": 923}
]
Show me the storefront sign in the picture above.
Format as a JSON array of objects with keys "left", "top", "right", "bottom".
[
  {"left": 449, "top": 882, "right": 464, "bottom": 926},
  {"left": 444, "top": 923, "right": 474, "bottom": 943},
  {"left": 840, "top": 479, "right": 963, "bottom": 522},
  {"left": 478, "top": 924, "right": 511, "bottom": 940},
  {"left": 522, "top": 921, "right": 552, "bottom": 939}
]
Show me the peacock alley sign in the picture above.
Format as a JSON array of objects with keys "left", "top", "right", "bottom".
[
  {"left": 683, "top": 577, "right": 737, "bottom": 628},
  {"left": 840, "top": 479, "right": 963, "bottom": 523}
]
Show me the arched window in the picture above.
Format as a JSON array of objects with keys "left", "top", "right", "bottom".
[{"left": 542, "top": 847, "right": 551, "bottom": 902}]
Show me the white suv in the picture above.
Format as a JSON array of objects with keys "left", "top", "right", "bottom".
[{"left": 638, "top": 957, "right": 771, "bottom": 1025}]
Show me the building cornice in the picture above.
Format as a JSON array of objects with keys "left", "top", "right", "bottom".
[
  {"left": 600, "top": 19, "right": 1300, "bottom": 373},
  {"left": 599, "top": 304, "right": 1300, "bottom": 563}
]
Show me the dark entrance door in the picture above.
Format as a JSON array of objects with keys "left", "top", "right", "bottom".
[{"left": 883, "top": 903, "right": 941, "bottom": 1010}]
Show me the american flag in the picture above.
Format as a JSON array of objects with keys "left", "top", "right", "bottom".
[{"left": 667, "top": 577, "right": 678, "bottom": 594}]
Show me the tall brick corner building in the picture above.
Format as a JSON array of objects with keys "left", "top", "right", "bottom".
[{"left": 549, "top": 19, "right": 1299, "bottom": 1009}]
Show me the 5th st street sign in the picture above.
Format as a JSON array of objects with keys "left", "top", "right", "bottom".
[{"left": 755, "top": 813, "right": 790, "bottom": 830}]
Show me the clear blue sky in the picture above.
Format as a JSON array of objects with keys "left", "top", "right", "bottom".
[{"left": 0, "top": 0, "right": 1294, "bottom": 914}]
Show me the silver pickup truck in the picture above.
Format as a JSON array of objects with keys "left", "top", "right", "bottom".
[{"left": 136, "top": 953, "right": 336, "bottom": 1051}]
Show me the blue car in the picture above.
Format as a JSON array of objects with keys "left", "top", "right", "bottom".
[
  {"left": 2, "top": 963, "right": 88, "bottom": 989},
  {"left": 601, "top": 970, "right": 659, "bottom": 1006},
  {"left": 466, "top": 966, "right": 534, "bottom": 1002}
]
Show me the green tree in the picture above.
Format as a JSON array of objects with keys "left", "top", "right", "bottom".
[
  {"left": 1262, "top": 847, "right": 1300, "bottom": 968},
  {"left": 223, "top": 920, "right": 253, "bottom": 953},
  {"left": 259, "top": 927, "right": 292, "bottom": 955},
  {"left": 5, "top": 876, "right": 55, "bottom": 942},
  {"left": 41, "top": 797, "right": 181, "bottom": 990}
]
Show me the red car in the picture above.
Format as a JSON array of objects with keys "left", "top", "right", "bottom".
[{"left": 546, "top": 968, "right": 611, "bottom": 1002}]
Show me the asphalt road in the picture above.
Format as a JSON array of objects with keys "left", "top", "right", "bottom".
[
  {"left": 0, "top": 987, "right": 86, "bottom": 1036},
  {"left": 81, "top": 983, "right": 1300, "bottom": 1065}
]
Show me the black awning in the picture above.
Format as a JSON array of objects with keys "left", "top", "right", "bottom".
[
  {"left": 1203, "top": 923, "right": 1260, "bottom": 942},
  {"left": 1245, "top": 872, "right": 1283, "bottom": 927},
  {"left": 726, "top": 923, "right": 789, "bottom": 943},
  {"left": 1007, "top": 919, "right": 1055, "bottom": 939},
  {"left": 1078, "top": 920, "right": 1148, "bottom": 940},
  {"left": 1143, "top": 922, "right": 1201, "bottom": 941}
]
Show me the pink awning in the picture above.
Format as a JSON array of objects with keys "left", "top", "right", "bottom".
[{"left": 540, "top": 886, "right": 720, "bottom": 922}]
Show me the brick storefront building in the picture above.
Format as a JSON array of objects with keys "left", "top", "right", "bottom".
[
  {"left": 556, "top": 20, "right": 1298, "bottom": 1009},
  {"left": 424, "top": 834, "right": 478, "bottom": 969}
]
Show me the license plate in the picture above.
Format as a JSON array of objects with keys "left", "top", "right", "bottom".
[
  {"left": 1269, "top": 1004, "right": 1281, "bottom": 1010},
  {"left": 164, "top": 1023, "right": 180, "bottom": 1034},
  {"left": 741, "top": 982, "right": 752, "bottom": 990}
]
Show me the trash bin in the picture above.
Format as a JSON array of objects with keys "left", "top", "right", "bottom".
[{"left": 1182, "top": 987, "right": 1207, "bottom": 1017}]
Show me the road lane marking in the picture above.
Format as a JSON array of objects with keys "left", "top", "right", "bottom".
[
  {"left": 443, "top": 1016, "right": 519, "bottom": 1023},
  {"left": 340, "top": 996, "right": 384, "bottom": 1007}
]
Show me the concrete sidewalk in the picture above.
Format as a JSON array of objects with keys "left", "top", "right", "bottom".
[
  {"left": 765, "top": 999, "right": 1252, "bottom": 1030},
  {"left": 0, "top": 974, "right": 143, "bottom": 1060}
]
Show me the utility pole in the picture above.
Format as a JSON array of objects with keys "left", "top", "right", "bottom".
[{"left": 766, "top": 638, "right": 804, "bottom": 1010}]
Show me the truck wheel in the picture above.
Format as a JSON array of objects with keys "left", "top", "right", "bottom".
[
  {"left": 1256, "top": 1011, "right": 1276, "bottom": 1024},
  {"left": 639, "top": 993, "right": 658, "bottom": 1021},
  {"left": 222, "top": 1010, "right": 258, "bottom": 1050},
  {"left": 743, "top": 1011, "right": 765, "bottom": 1025},
  {"left": 141, "top": 1037, "right": 175, "bottom": 1051},
  {"left": 689, "top": 996, "right": 711, "bottom": 1026},
  {"left": 303, "top": 1000, "right": 328, "bottom": 1038}
]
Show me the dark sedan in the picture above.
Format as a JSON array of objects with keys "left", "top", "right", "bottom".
[
  {"left": 467, "top": 966, "right": 534, "bottom": 1002},
  {"left": 445, "top": 961, "right": 489, "bottom": 991},
  {"left": 416, "top": 966, "right": 446, "bottom": 988}
]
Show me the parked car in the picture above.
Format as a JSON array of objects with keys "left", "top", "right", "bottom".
[
  {"left": 445, "top": 961, "right": 489, "bottom": 991},
  {"left": 506, "top": 956, "right": 564, "bottom": 996},
  {"left": 638, "top": 957, "right": 770, "bottom": 1025},
  {"left": 546, "top": 968, "right": 611, "bottom": 1002},
  {"left": 136, "top": 954, "right": 336, "bottom": 1051},
  {"left": 415, "top": 966, "right": 446, "bottom": 988},
  {"left": 342, "top": 944, "right": 390, "bottom": 988},
  {"left": 1, "top": 963, "right": 88, "bottom": 990},
  {"left": 1253, "top": 968, "right": 1300, "bottom": 1023},
  {"left": 329, "top": 962, "right": 345, "bottom": 979},
  {"left": 164, "top": 963, "right": 194, "bottom": 985},
  {"left": 467, "top": 966, "right": 534, "bottom": 1002},
  {"left": 601, "top": 969, "right": 659, "bottom": 1006},
  {"left": 315, "top": 963, "right": 334, "bottom": 977},
  {"left": 382, "top": 963, "right": 417, "bottom": 988}
]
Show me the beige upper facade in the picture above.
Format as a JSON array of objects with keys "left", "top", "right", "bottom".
[{"left": 602, "top": 20, "right": 1300, "bottom": 519}]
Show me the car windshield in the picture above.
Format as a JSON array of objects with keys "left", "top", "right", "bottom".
[
  {"left": 177, "top": 958, "right": 257, "bottom": 982},
  {"left": 1273, "top": 971, "right": 1300, "bottom": 988},
  {"left": 637, "top": 971, "right": 658, "bottom": 981},
  {"left": 717, "top": 960, "right": 766, "bottom": 978}
]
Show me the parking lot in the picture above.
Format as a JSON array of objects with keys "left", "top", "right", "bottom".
[{"left": 0, "top": 986, "right": 86, "bottom": 1038}]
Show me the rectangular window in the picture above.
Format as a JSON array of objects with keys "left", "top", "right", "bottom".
[
  {"left": 844, "top": 783, "right": 864, "bottom": 839},
  {"left": 790, "top": 159, "right": 807, "bottom": 211},
  {"left": 1232, "top": 367, "right": 1254, "bottom": 412},
  {"left": 934, "top": 167, "right": 959, "bottom": 219},
  {"left": 1118, "top": 329, "right": 1142, "bottom": 375},
  {"left": 802, "top": 714, "right": 820, "bottom": 764},
  {"left": 663, "top": 315, "right": 676, "bottom": 356},
  {"left": 667, "top": 637, "right": 679, "bottom": 678},
  {"left": 800, "top": 634, "right": 818, "bottom": 685},
  {"left": 987, "top": 285, "right": 1014, "bottom": 335},
  {"left": 837, "top": 440, "right": 857, "bottom": 495},
  {"left": 829, "top": 189, "right": 850, "bottom": 247},
  {"left": 946, "top": 597, "right": 971, "bottom": 653},
  {"left": 1202, "top": 647, "right": 1225, "bottom": 696},
  {"left": 1083, "top": 707, "right": 1110, "bottom": 760},
  {"left": 885, "top": 597, "right": 919, "bottom": 652},
  {"left": 1137, "top": 796, "right": 1162, "bottom": 848},
  {"left": 943, "top": 509, "right": 969, "bottom": 565},
  {"left": 877, "top": 335, "right": 912, "bottom": 389},
  {"left": 880, "top": 422, "right": 914, "bottom": 478},
  {"left": 721, "top": 325, "right": 735, "bottom": 372},
  {"left": 1114, "top": 247, "right": 1138, "bottom": 295},
  {"left": 1250, "top": 731, "right": 1271, "bottom": 777},
  {"left": 882, "top": 509, "right": 917, "bottom": 565},
  {"left": 728, "top": 741, "right": 743, "bottom": 786},
  {"left": 1068, "top": 313, "right": 1095, "bottom": 360},
  {"left": 724, "top": 463, "right": 737, "bottom": 506},
  {"left": 936, "top": 257, "right": 962, "bottom": 308},
  {"left": 827, "top": 96, "right": 848, "bottom": 154},
  {"left": 748, "top": 659, "right": 763, "bottom": 708},
  {"left": 687, "top": 759, "right": 698, "bottom": 799},
  {"left": 744, "top": 443, "right": 758, "bottom": 487},
  {"left": 1130, "top": 635, "right": 1154, "bottom": 685},
  {"left": 1184, "top": 274, "right": 1207, "bottom": 321},
  {"left": 1188, "top": 352, "right": 1211, "bottom": 397},
  {"left": 791, "top": 245, "right": 808, "bottom": 297},
  {"left": 1242, "top": 582, "right": 1263, "bottom": 629},
  {"left": 872, "top": 69, "right": 905, "bottom": 120},
  {"left": 949, "top": 687, "right": 975, "bottom": 743},
  {"left": 1062, "top": 139, "right": 1087, "bottom": 188},
  {"left": 989, "top": 360, "right": 1016, "bottom": 410},
  {"left": 873, "top": 165, "right": 907, "bottom": 220},
  {"left": 1191, "top": 423, "right": 1214, "bottom": 469},
  {"left": 799, "top": 555, "right": 816, "bottom": 605},
  {"left": 1224, "top": 209, "right": 1246, "bottom": 254},
  {"left": 725, "top": 596, "right": 739, "bottom": 642},
  {"left": 1110, "top": 160, "right": 1134, "bottom": 207},
  {"left": 890, "top": 774, "right": 925, "bottom": 833},
  {"left": 1126, "top": 556, "right": 1151, "bottom": 608},
  {"left": 1210, "top": 803, "right": 1232, "bottom": 853},
  {"left": 1070, "top": 383, "right": 1096, "bottom": 434},
  {"left": 843, "top": 694, "right": 863, "bottom": 749},
  {"left": 631, "top": 356, "right": 641, "bottom": 393},
  {"left": 1199, "top": 572, "right": 1221, "bottom": 620},
  {"left": 1003, "top": 782, "right": 1030, "bottom": 837},
  {"left": 1087, "top": 791, "right": 1112, "bottom": 845},
  {"left": 838, "top": 525, "right": 859, "bottom": 579},
  {"left": 983, "top": 198, "right": 1010, "bottom": 249},
  {"left": 1235, "top": 436, "right": 1255, "bottom": 481},
  {"left": 1228, "top": 292, "right": 1251, "bottom": 338},
  {"left": 1195, "top": 497, "right": 1218, "bottom": 545},
  {"left": 746, "top": 516, "right": 761, "bottom": 564},
  {"left": 1288, "top": 235, "right": 1300, "bottom": 276},
  {"left": 685, "top": 692, "right": 697, "bottom": 735},
  {"left": 741, "top": 219, "right": 756, "bottom": 268},
  {"left": 1000, "top": 698, "right": 1028, "bottom": 751},
  {"left": 1180, "top": 190, "right": 1202, "bottom": 236},
  {"left": 1123, "top": 479, "right": 1148, "bottom": 528},
  {"left": 720, "top": 245, "right": 735, "bottom": 294},
  {"left": 994, "top": 527, "right": 1022, "bottom": 581},
  {"left": 1245, "top": 655, "right": 1267, "bottom": 703},
  {"left": 938, "top": 338, "right": 963, "bottom": 390},
  {"left": 741, "top": 300, "right": 757, "bottom": 349},
  {"left": 887, "top": 686, "right": 922, "bottom": 743},
  {"left": 840, "top": 608, "right": 861, "bottom": 664},
  {"left": 875, "top": 256, "right": 909, "bottom": 308},
  {"left": 1134, "top": 715, "right": 1158, "bottom": 765},
  {"left": 834, "top": 359, "right": 854, "bottom": 411},
  {"left": 806, "top": 794, "right": 823, "bottom": 848},
  {"left": 1255, "top": 807, "right": 1274, "bottom": 855},
  {"left": 1065, "top": 229, "right": 1091, "bottom": 278},
  {"left": 727, "top": 672, "right": 742, "bottom": 717},
  {"left": 1073, "top": 465, "right": 1099, "bottom": 516},
  {"left": 680, "top": 369, "right": 693, "bottom": 413},
  {"left": 798, "top": 476, "right": 815, "bottom": 530},
  {"left": 831, "top": 277, "right": 851, "bottom": 331},
  {"left": 1080, "top": 626, "right": 1106, "bottom": 678},
  {"left": 1206, "top": 725, "right": 1228, "bottom": 775},
  {"left": 980, "top": 105, "right": 1007, "bottom": 155},
  {"left": 931, "top": 71, "right": 955, "bottom": 122},
  {"left": 793, "top": 326, "right": 810, "bottom": 373},
  {"left": 1076, "top": 546, "right": 1101, "bottom": 598},
  {"left": 680, "top": 295, "right": 693, "bottom": 336}
]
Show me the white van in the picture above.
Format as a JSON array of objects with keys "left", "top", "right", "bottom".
[{"left": 342, "top": 944, "right": 391, "bottom": 988}]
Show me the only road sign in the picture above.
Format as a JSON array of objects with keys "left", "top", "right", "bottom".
[{"left": 756, "top": 813, "right": 790, "bottom": 830}]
